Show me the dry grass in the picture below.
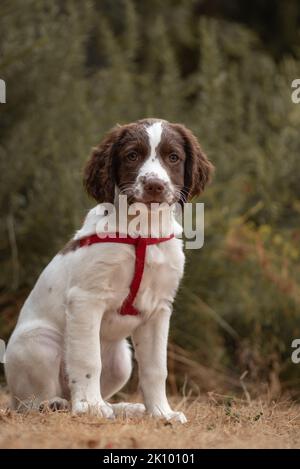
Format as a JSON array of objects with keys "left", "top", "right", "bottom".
[{"left": 1, "top": 389, "right": 300, "bottom": 449}]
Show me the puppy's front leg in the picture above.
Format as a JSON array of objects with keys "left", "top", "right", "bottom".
[
  {"left": 65, "top": 287, "right": 113, "bottom": 418},
  {"left": 132, "top": 307, "right": 187, "bottom": 423}
]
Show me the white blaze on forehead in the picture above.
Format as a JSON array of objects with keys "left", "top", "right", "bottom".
[
  {"left": 138, "top": 121, "right": 171, "bottom": 183},
  {"left": 147, "top": 121, "right": 163, "bottom": 158}
]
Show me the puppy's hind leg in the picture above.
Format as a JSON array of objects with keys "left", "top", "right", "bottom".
[
  {"left": 5, "top": 328, "right": 65, "bottom": 412},
  {"left": 101, "top": 340, "right": 146, "bottom": 419},
  {"left": 101, "top": 339, "right": 133, "bottom": 399}
]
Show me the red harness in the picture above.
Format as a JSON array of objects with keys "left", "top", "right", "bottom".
[{"left": 79, "top": 233, "right": 174, "bottom": 316}]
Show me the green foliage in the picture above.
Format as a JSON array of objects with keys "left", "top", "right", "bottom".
[
  {"left": 0, "top": 0, "right": 96, "bottom": 288},
  {"left": 1, "top": 0, "right": 300, "bottom": 395}
]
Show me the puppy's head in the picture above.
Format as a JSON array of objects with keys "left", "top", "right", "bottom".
[{"left": 84, "top": 118, "right": 214, "bottom": 205}]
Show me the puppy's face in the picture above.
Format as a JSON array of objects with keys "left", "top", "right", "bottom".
[
  {"left": 84, "top": 118, "right": 213, "bottom": 205},
  {"left": 114, "top": 120, "right": 188, "bottom": 205}
]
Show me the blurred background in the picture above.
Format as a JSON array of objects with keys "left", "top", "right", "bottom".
[{"left": 1, "top": 0, "right": 300, "bottom": 399}]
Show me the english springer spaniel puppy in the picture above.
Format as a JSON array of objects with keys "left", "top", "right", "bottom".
[{"left": 5, "top": 119, "right": 213, "bottom": 423}]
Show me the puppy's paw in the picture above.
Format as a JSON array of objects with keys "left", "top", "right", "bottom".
[
  {"left": 111, "top": 402, "right": 146, "bottom": 419},
  {"left": 40, "top": 397, "right": 70, "bottom": 412},
  {"left": 164, "top": 410, "right": 187, "bottom": 424},
  {"left": 150, "top": 408, "right": 187, "bottom": 424},
  {"left": 72, "top": 400, "right": 114, "bottom": 419}
]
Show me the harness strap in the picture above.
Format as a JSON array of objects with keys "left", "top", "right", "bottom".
[{"left": 79, "top": 233, "right": 174, "bottom": 315}]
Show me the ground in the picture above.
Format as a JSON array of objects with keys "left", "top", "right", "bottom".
[{"left": 0, "top": 389, "right": 300, "bottom": 449}]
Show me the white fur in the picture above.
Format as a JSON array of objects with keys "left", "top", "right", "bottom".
[
  {"left": 147, "top": 121, "right": 163, "bottom": 157},
  {"left": 138, "top": 122, "right": 171, "bottom": 184},
  {"left": 5, "top": 205, "right": 186, "bottom": 423}
]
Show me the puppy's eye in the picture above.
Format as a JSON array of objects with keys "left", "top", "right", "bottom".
[
  {"left": 168, "top": 153, "right": 179, "bottom": 163},
  {"left": 127, "top": 152, "right": 138, "bottom": 162}
]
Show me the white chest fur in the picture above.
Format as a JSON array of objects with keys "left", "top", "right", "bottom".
[
  {"left": 13, "top": 206, "right": 185, "bottom": 344},
  {"left": 99, "top": 238, "right": 185, "bottom": 341}
]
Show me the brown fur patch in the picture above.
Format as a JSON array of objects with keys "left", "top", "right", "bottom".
[{"left": 170, "top": 123, "right": 214, "bottom": 200}]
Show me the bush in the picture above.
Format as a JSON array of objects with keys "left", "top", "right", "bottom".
[{"left": 1, "top": 0, "right": 300, "bottom": 396}]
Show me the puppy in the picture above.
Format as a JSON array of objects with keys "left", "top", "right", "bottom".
[{"left": 5, "top": 118, "right": 213, "bottom": 422}]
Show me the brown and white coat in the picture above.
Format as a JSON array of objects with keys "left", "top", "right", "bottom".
[{"left": 5, "top": 119, "right": 213, "bottom": 422}]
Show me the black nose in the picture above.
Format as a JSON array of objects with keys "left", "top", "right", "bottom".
[{"left": 144, "top": 178, "right": 165, "bottom": 196}]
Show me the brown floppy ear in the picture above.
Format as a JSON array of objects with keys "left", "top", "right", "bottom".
[
  {"left": 172, "top": 124, "right": 214, "bottom": 201},
  {"left": 83, "top": 126, "right": 123, "bottom": 203}
]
